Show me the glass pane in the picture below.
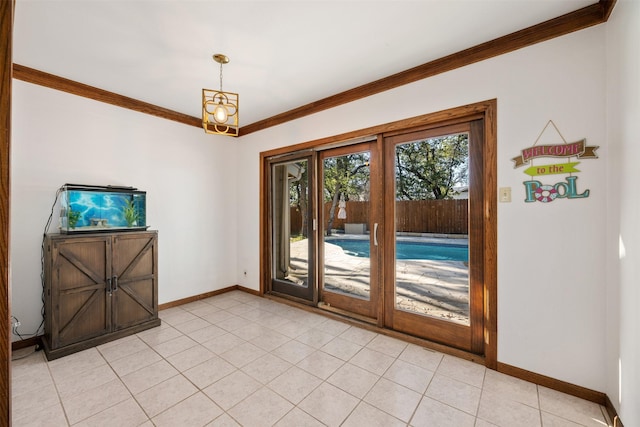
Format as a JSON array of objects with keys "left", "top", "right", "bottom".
[
  {"left": 272, "top": 160, "right": 310, "bottom": 288},
  {"left": 394, "top": 133, "right": 470, "bottom": 325},
  {"left": 322, "top": 152, "right": 371, "bottom": 300}
]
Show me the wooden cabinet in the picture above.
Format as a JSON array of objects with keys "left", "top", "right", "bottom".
[{"left": 43, "top": 231, "right": 160, "bottom": 360}]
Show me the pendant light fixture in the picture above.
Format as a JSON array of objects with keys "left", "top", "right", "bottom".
[{"left": 202, "top": 54, "right": 239, "bottom": 136}]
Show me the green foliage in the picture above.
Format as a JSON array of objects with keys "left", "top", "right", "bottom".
[
  {"left": 122, "top": 199, "right": 139, "bottom": 227},
  {"left": 395, "top": 133, "right": 468, "bottom": 200},
  {"left": 322, "top": 153, "right": 370, "bottom": 235},
  {"left": 322, "top": 153, "right": 370, "bottom": 203},
  {"left": 67, "top": 209, "right": 81, "bottom": 229}
]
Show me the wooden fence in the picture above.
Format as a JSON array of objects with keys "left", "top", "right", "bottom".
[{"left": 290, "top": 199, "right": 468, "bottom": 235}]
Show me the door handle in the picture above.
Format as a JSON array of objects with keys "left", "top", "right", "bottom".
[
  {"left": 107, "top": 277, "right": 112, "bottom": 296},
  {"left": 112, "top": 275, "right": 118, "bottom": 292},
  {"left": 373, "top": 223, "right": 379, "bottom": 246}
]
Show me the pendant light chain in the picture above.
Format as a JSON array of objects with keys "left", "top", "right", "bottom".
[{"left": 219, "top": 61, "right": 224, "bottom": 92}]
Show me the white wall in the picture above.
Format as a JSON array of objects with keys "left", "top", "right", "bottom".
[
  {"left": 10, "top": 81, "right": 238, "bottom": 339},
  {"left": 606, "top": 1, "right": 640, "bottom": 425},
  {"left": 9, "top": 14, "right": 616, "bottom": 398},
  {"left": 236, "top": 27, "right": 608, "bottom": 391}
]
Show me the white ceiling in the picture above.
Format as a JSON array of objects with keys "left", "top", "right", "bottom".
[{"left": 13, "top": 0, "right": 594, "bottom": 127}]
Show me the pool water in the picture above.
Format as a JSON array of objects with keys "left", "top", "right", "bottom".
[{"left": 327, "top": 239, "right": 468, "bottom": 261}]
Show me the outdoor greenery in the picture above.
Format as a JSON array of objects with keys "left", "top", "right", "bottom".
[
  {"left": 322, "top": 153, "right": 370, "bottom": 235},
  {"left": 395, "top": 133, "right": 469, "bottom": 200},
  {"left": 286, "top": 133, "right": 468, "bottom": 237}
]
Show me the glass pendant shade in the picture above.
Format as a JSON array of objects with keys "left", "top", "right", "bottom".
[{"left": 213, "top": 101, "right": 228, "bottom": 123}]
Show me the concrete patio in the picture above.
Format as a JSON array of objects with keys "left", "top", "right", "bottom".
[{"left": 286, "top": 236, "right": 470, "bottom": 325}]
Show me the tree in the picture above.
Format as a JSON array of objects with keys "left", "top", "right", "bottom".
[
  {"left": 287, "top": 154, "right": 370, "bottom": 238},
  {"left": 323, "top": 153, "right": 370, "bottom": 235},
  {"left": 289, "top": 162, "right": 309, "bottom": 238},
  {"left": 395, "top": 133, "right": 468, "bottom": 200}
]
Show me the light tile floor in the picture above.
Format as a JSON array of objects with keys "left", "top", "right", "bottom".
[{"left": 12, "top": 291, "right": 611, "bottom": 426}]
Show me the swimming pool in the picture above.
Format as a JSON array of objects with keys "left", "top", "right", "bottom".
[{"left": 327, "top": 239, "right": 468, "bottom": 261}]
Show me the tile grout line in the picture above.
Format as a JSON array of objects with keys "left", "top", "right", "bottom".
[
  {"left": 15, "top": 350, "right": 70, "bottom": 426},
  {"left": 473, "top": 366, "right": 488, "bottom": 425},
  {"left": 408, "top": 349, "right": 443, "bottom": 426},
  {"left": 42, "top": 355, "right": 67, "bottom": 425},
  {"left": 16, "top": 291, "right": 611, "bottom": 426}
]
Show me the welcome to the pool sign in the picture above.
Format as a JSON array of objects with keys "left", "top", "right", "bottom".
[{"left": 512, "top": 120, "right": 599, "bottom": 203}]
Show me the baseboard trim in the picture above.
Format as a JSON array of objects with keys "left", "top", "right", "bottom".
[
  {"left": 497, "top": 362, "right": 605, "bottom": 404},
  {"left": 236, "top": 285, "right": 261, "bottom": 296},
  {"left": 158, "top": 285, "right": 260, "bottom": 310},
  {"left": 161, "top": 287, "right": 623, "bottom": 426},
  {"left": 11, "top": 336, "right": 40, "bottom": 351},
  {"left": 496, "top": 364, "right": 623, "bottom": 426},
  {"left": 605, "top": 394, "right": 624, "bottom": 427},
  {"left": 12, "top": 285, "right": 251, "bottom": 350}
]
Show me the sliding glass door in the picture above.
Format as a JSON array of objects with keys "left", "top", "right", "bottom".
[
  {"left": 270, "top": 154, "right": 316, "bottom": 302},
  {"left": 319, "top": 141, "right": 381, "bottom": 319},
  {"left": 384, "top": 122, "right": 484, "bottom": 353},
  {"left": 263, "top": 111, "right": 493, "bottom": 356}
]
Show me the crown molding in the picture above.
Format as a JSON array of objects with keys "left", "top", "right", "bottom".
[
  {"left": 12, "top": 64, "right": 201, "bottom": 128},
  {"left": 11, "top": 0, "right": 616, "bottom": 137}
]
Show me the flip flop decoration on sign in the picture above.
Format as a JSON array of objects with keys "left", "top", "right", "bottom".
[{"left": 511, "top": 120, "right": 599, "bottom": 203}]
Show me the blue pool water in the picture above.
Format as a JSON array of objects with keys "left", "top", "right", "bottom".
[{"left": 328, "top": 239, "right": 468, "bottom": 261}]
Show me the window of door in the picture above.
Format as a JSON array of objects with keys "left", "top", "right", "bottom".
[
  {"left": 319, "top": 141, "right": 381, "bottom": 320},
  {"left": 260, "top": 100, "right": 496, "bottom": 364},
  {"left": 383, "top": 121, "right": 485, "bottom": 353},
  {"left": 268, "top": 154, "right": 316, "bottom": 303}
]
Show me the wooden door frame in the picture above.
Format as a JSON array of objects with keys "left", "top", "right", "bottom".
[
  {"left": 382, "top": 120, "right": 484, "bottom": 355},
  {"left": 264, "top": 153, "right": 319, "bottom": 304},
  {"left": 1, "top": 0, "right": 12, "bottom": 423},
  {"left": 260, "top": 99, "right": 497, "bottom": 367},
  {"left": 317, "top": 141, "right": 381, "bottom": 320}
]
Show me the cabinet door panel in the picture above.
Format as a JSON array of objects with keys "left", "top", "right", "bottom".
[
  {"left": 52, "top": 238, "right": 110, "bottom": 347},
  {"left": 114, "top": 278, "right": 156, "bottom": 327},
  {"left": 112, "top": 233, "right": 158, "bottom": 330}
]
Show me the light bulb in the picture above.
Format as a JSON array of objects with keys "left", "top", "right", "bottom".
[{"left": 213, "top": 102, "right": 228, "bottom": 123}]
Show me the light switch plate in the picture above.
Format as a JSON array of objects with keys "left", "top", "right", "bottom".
[{"left": 499, "top": 187, "right": 511, "bottom": 202}]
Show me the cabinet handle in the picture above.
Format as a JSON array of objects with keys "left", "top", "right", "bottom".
[
  {"left": 112, "top": 275, "right": 118, "bottom": 292},
  {"left": 107, "top": 277, "right": 112, "bottom": 296}
]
